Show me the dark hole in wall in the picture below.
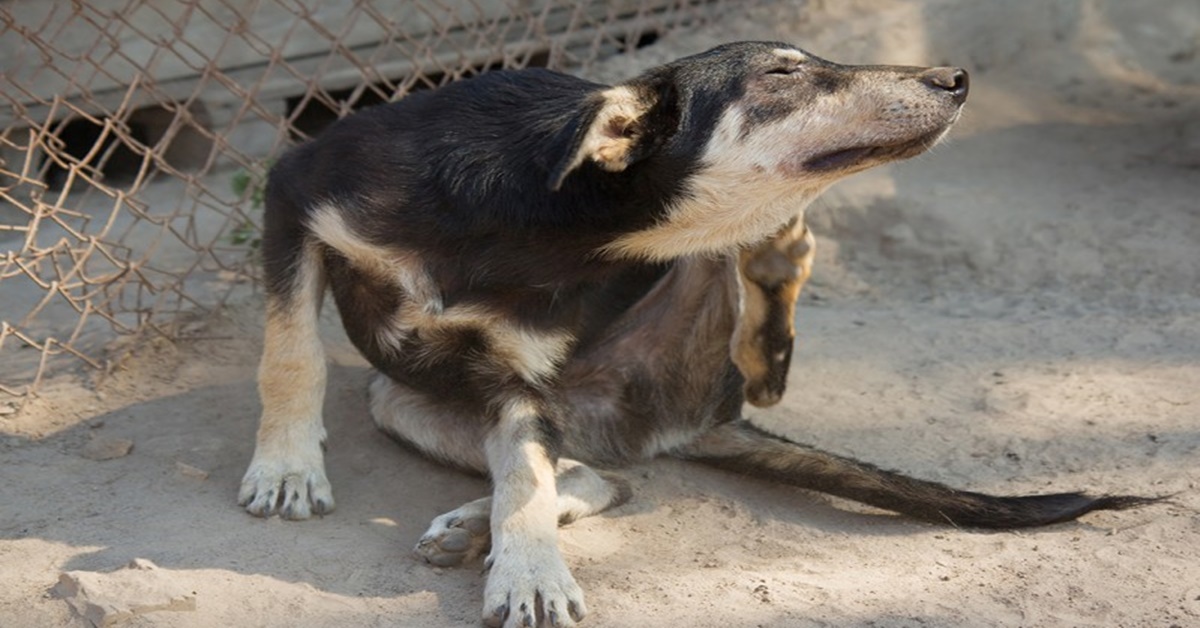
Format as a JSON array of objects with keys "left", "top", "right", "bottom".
[
  {"left": 284, "top": 85, "right": 389, "bottom": 142},
  {"left": 622, "top": 30, "right": 660, "bottom": 52},
  {"left": 41, "top": 102, "right": 213, "bottom": 191},
  {"left": 43, "top": 117, "right": 147, "bottom": 191}
]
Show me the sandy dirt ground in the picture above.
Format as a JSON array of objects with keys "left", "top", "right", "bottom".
[{"left": 3, "top": 1, "right": 1199, "bottom": 626}]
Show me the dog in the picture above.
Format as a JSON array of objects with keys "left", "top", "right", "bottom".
[{"left": 239, "top": 42, "right": 1155, "bottom": 627}]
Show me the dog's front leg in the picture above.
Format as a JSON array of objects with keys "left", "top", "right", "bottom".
[
  {"left": 239, "top": 247, "right": 334, "bottom": 519},
  {"left": 482, "top": 397, "right": 585, "bottom": 628}
]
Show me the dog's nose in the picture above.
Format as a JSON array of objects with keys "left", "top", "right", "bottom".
[{"left": 921, "top": 67, "right": 969, "bottom": 104}]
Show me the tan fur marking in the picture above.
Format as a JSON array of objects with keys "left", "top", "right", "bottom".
[
  {"left": 773, "top": 48, "right": 808, "bottom": 63},
  {"left": 257, "top": 246, "right": 327, "bottom": 441},
  {"left": 308, "top": 205, "right": 441, "bottom": 313},
  {"left": 383, "top": 300, "right": 573, "bottom": 381},
  {"left": 487, "top": 324, "right": 574, "bottom": 382},
  {"left": 556, "top": 86, "right": 647, "bottom": 187},
  {"left": 309, "top": 206, "right": 572, "bottom": 377},
  {"left": 730, "top": 271, "right": 770, "bottom": 389}
]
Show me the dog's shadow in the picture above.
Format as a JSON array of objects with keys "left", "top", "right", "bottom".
[
  {"left": 1, "top": 365, "right": 454, "bottom": 607},
  {"left": 3, "top": 353, "right": 1184, "bottom": 617},
  {"left": 3, "top": 358, "right": 894, "bottom": 566}
]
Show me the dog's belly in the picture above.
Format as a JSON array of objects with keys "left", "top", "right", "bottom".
[
  {"left": 552, "top": 258, "right": 749, "bottom": 465},
  {"left": 554, "top": 359, "right": 745, "bottom": 466}
]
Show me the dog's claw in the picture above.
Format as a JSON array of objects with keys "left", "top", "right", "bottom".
[
  {"left": 483, "top": 603, "right": 508, "bottom": 628},
  {"left": 568, "top": 600, "right": 585, "bottom": 623},
  {"left": 483, "top": 544, "right": 584, "bottom": 628},
  {"left": 238, "top": 455, "right": 334, "bottom": 520},
  {"left": 517, "top": 602, "right": 534, "bottom": 627},
  {"left": 547, "top": 599, "right": 579, "bottom": 628}
]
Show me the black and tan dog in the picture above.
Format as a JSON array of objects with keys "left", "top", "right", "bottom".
[{"left": 239, "top": 42, "right": 1153, "bottom": 627}]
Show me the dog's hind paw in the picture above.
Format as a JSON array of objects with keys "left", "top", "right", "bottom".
[
  {"left": 237, "top": 456, "right": 334, "bottom": 520},
  {"left": 415, "top": 505, "right": 491, "bottom": 567}
]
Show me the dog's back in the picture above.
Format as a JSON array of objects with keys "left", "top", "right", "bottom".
[{"left": 263, "top": 69, "right": 690, "bottom": 395}]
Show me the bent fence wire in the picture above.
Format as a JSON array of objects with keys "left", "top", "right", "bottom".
[{"left": 0, "top": 0, "right": 736, "bottom": 401}]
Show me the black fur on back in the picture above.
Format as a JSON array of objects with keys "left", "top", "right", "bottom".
[{"left": 263, "top": 43, "right": 805, "bottom": 313}]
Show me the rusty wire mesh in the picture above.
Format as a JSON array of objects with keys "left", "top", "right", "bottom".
[{"left": 0, "top": 0, "right": 741, "bottom": 401}]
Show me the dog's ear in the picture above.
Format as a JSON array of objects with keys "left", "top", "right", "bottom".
[{"left": 546, "top": 83, "right": 672, "bottom": 191}]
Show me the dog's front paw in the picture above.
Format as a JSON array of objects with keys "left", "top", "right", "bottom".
[
  {"left": 238, "top": 451, "right": 334, "bottom": 520},
  {"left": 483, "top": 544, "right": 585, "bottom": 628},
  {"left": 415, "top": 507, "right": 491, "bottom": 567}
]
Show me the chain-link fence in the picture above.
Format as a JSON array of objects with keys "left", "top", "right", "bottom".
[{"left": 0, "top": 0, "right": 739, "bottom": 401}]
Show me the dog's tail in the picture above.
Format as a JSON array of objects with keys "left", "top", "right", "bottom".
[{"left": 674, "top": 420, "right": 1160, "bottom": 528}]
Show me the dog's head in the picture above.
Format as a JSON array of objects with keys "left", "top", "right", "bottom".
[{"left": 551, "top": 42, "right": 968, "bottom": 260}]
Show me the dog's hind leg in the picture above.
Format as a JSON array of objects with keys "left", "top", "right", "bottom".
[
  {"left": 239, "top": 240, "right": 335, "bottom": 519},
  {"left": 414, "top": 459, "right": 631, "bottom": 567},
  {"left": 368, "top": 371, "right": 492, "bottom": 473},
  {"left": 677, "top": 420, "right": 1159, "bottom": 529},
  {"left": 732, "top": 215, "right": 816, "bottom": 407}
]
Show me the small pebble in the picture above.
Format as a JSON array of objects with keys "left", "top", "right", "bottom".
[
  {"left": 175, "top": 462, "right": 209, "bottom": 480},
  {"left": 80, "top": 436, "right": 133, "bottom": 461}
]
